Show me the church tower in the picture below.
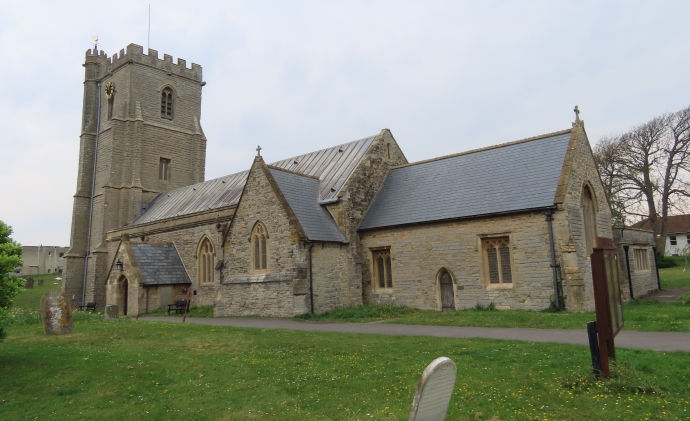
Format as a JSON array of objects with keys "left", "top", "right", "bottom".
[{"left": 63, "top": 43, "right": 206, "bottom": 308}]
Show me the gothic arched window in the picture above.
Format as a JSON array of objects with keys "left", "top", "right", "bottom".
[
  {"left": 582, "top": 184, "right": 598, "bottom": 256},
  {"left": 251, "top": 222, "right": 268, "bottom": 271},
  {"left": 161, "top": 87, "right": 174, "bottom": 120},
  {"left": 197, "top": 236, "right": 215, "bottom": 284}
]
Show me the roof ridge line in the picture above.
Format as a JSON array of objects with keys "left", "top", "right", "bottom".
[
  {"left": 391, "top": 128, "right": 573, "bottom": 169},
  {"left": 273, "top": 133, "right": 379, "bottom": 161},
  {"left": 266, "top": 165, "right": 320, "bottom": 180}
]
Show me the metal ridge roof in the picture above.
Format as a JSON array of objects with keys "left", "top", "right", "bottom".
[{"left": 134, "top": 134, "right": 377, "bottom": 225}]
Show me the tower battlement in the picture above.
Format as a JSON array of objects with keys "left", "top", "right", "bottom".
[{"left": 85, "top": 43, "right": 202, "bottom": 82}]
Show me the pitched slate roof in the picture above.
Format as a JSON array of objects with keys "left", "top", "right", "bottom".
[
  {"left": 130, "top": 243, "right": 192, "bottom": 285},
  {"left": 269, "top": 168, "right": 347, "bottom": 243},
  {"left": 359, "top": 130, "right": 572, "bottom": 230},
  {"left": 134, "top": 134, "right": 377, "bottom": 225},
  {"left": 632, "top": 214, "right": 690, "bottom": 234}
]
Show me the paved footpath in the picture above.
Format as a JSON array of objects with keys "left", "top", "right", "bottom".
[{"left": 140, "top": 316, "right": 690, "bottom": 352}]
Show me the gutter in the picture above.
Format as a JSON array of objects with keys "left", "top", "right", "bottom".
[
  {"left": 308, "top": 242, "right": 315, "bottom": 314},
  {"left": 623, "top": 245, "right": 634, "bottom": 300},
  {"left": 81, "top": 82, "right": 102, "bottom": 307}
]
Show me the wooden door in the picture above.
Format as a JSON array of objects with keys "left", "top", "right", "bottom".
[
  {"left": 440, "top": 271, "right": 455, "bottom": 311},
  {"left": 123, "top": 280, "right": 128, "bottom": 316}
]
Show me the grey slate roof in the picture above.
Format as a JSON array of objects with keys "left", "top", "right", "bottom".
[
  {"left": 269, "top": 168, "right": 347, "bottom": 243},
  {"left": 134, "top": 135, "right": 377, "bottom": 225},
  {"left": 358, "top": 131, "right": 572, "bottom": 230},
  {"left": 130, "top": 243, "right": 192, "bottom": 285}
]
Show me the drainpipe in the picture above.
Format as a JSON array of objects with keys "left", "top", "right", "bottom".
[
  {"left": 81, "top": 82, "right": 102, "bottom": 307},
  {"left": 308, "top": 242, "right": 315, "bottom": 314},
  {"left": 652, "top": 246, "right": 661, "bottom": 291},
  {"left": 544, "top": 209, "right": 560, "bottom": 309},
  {"left": 623, "top": 245, "right": 634, "bottom": 300}
]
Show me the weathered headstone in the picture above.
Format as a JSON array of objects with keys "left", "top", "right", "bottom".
[
  {"left": 409, "top": 357, "right": 457, "bottom": 421},
  {"left": 104, "top": 304, "right": 119, "bottom": 322},
  {"left": 25, "top": 278, "right": 34, "bottom": 289},
  {"left": 40, "top": 290, "right": 74, "bottom": 335},
  {"left": 37, "top": 279, "right": 44, "bottom": 286}
]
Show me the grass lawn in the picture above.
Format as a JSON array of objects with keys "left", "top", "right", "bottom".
[
  {"left": 659, "top": 264, "right": 690, "bottom": 290},
  {"left": 11, "top": 273, "right": 63, "bottom": 310},
  {"left": 1, "top": 317, "right": 689, "bottom": 420}
]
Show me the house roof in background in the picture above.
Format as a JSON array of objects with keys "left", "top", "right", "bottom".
[
  {"left": 632, "top": 214, "right": 690, "bottom": 234},
  {"left": 358, "top": 130, "right": 572, "bottom": 230}
]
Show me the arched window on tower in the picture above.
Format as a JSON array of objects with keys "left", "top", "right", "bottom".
[
  {"left": 161, "top": 87, "right": 173, "bottom": 120},
  {"left": 251, "top": 222, "right": 268, "bottom": 271},
  {"left": 197, "top": 237, "right": 215, "bottom": 284},
  {"left": 582, "top": 184, "right": 598, "bottom": 256}
]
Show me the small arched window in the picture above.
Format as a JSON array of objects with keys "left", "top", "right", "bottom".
[
  {"left": 197, "top": 237, "right": 215, "bottom": 284},
  {"left": 161, "top": 87, "right": 173, "bottom": 120},
  {"left": 582, "top": 184, "right": 598, "bottom": 255},
  {"left": 251, "top": 222, "right": 268, "bottom": 271}
]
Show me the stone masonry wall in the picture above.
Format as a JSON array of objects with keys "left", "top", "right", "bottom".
[
  {"left": 613, "top": 228, "right": 659, "bottom": 300},
  {"left": 325, "top": 129, "right": 409, "bottom": 309},
  {"left": 215, "top": 158, "right": 309, "bottom": 317},
  {"left": 360, "top": 211, "right": 556, "bottom": 311},
  {"left": 129, "top": 223, "right": 223, "bottom": 307},
  {"left": 311, "top": 243, "right": 352, "bottom": 313},
  {"left": 553, "top": 123, "right": 614, "bottom": 311}
]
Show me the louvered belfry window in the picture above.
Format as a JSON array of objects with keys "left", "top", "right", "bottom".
[
  {"left": 372, "top": 249, "right": 393, "bottom": 290},
  {"left": 252, "top": 222, "right": 268, "bottom": 271},
  {"left": 198, "top": 237, "right": 215, "bottom": 284},
  {"left": 483, "top": 237, "right": 513, "bottom": 284},
  {"left": 161, "top": 87, "right": 173, "bottom": 120}
]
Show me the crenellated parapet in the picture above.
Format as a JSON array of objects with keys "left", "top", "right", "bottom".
[{"left": 85, "top": 43, "right": 202, "bottom": 82}]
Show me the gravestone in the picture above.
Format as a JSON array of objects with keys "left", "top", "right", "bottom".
[
  {"left": 37, "top": 279, "right": 44, "bottom": 286},
  {"left": 104, "top": 305, "right": 119, "bottom": 322},
  {"left": 409, "top": 357, "right": 457, "bottom": 421},
  {"left": 25, "top": 278, "right": 34, "bottom": 289},
  {"left": 40, "top": 290, "right": 74, "bottom": 335}
]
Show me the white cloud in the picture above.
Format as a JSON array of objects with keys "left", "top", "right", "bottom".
[{"left": 1, "top": 0, "right": 689, "bottom": 245}]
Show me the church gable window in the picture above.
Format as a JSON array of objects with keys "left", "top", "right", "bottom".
[
  {"left": 371, "top": 248, "right": 393, "bottom": 291},
  {"left": 482, "top": 237, "right": 513, "bottom": 285},
  {"left": 251, "top": 222, "right": 268, "bottom": 272},
  {"left": 197, "top": 237, "right": 215, "bottom": 284},
  {"left": 161, "top": 87, "right": 174, "bottom": 120}
]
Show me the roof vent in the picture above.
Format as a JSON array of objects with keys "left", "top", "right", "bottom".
[
  {"left": 222, "top": 180, "right": 226, "bottom": 183},
  {"left": 338, "top": 147, "right": 343, "bottom": 152},
  {"left": 330, "top": 187, "right": 336, "bottom": 192},
  {"left": 293, "top": 160, "right": 299, "bottom": 165},
  {"left": 193, "top": 187, "right": 197, "bottom": 191},
  {"left": 167, "top": 194, "right": 171, "bottom": 197}
]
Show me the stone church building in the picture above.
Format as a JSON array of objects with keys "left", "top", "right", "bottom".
[{"left": 63, "top": 43, "right": 656, "bottom": 317}]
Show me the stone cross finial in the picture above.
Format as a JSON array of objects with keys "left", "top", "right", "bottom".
[
  {"left": 256, "top": 145, "right": 262, "bottom": 157},
  {"left": 574, "top": 105, "right": 580, "bottom": 122}
]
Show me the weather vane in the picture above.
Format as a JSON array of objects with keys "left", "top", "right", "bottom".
[{"left": 91, "top": 35, "right": 99, "bottom": 50}]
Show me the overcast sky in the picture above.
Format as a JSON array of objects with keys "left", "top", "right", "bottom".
[{"left": 1, "top": 1, "right": 689, "bottom": 246}]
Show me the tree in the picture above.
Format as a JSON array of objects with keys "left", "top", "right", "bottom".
[
  {"left": 594, "top": 105, "right": 690, "bottom": 254},
  {"left": 0, "top": 220, "right": 24, "bottom": 341}
]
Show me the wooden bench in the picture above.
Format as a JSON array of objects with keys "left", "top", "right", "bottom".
[
  {"left": 168, "top": 299, "right": 189, "bottom": 315},
  {"left": 78, "top": 302, "right": 97, "bottom": 313}
]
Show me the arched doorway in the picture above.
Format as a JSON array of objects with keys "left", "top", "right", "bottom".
[
  {"left": 118, "top": 276, "right": 129, "bottom": 316},
  {"left": 439, "top": 269, "right": 455, "bottom": 311}
]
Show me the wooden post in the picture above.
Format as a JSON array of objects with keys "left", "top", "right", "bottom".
[{"left": 182, "top": 289, "right": 192, "bottom": 323}]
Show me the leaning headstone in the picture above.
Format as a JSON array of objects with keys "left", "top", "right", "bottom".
[
  {"left": 25, "top": 278, "right": 34, "bottom": 289},
  {"left": 37, "top": 279, "right": 44, "bottom": 286},
  {"left": 40, "top": 290, "right": 74, "bottom": 335},
  {"left": 104, "top": 305, "right": 119, "bottom": 322},
  {"left": 409, "top": 357, "right": 457, "bottom": 421}
]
